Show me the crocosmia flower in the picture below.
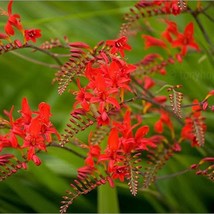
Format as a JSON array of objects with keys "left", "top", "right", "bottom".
[
  {"left": 106, "top": 36, "right": 132, "bottom": 57},
  {"left": 4, "top": 0, "right": 24, "bottom": 36},
  {"left": 24, "top": 29, "right": 42, "bottom": 43}
]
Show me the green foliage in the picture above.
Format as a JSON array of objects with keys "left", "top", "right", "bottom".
[{"left": 0, "top": 1, "right": 214, "bottom": 213}]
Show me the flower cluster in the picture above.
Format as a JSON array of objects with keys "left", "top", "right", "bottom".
[
  {"left": 0, "top": 98, "right": 60, "bottom": 165},
  {"left": 142, "top": 20, "right": 200, "bottom": 61},
  {"left": 136, "top": 0, "right": 185, "bottom": 15},
  {"left": 72, "top": 37, "right": 135, "bottom": 125},
  {"left": 181, "top": 100, "right": 206, "bottom": 147},
  {"left": 0, "top": 0, "right": 41, "bottom": 45},
  {"left": 78, "top": 110, "right": 161, "bottom": 187},
  {"left": 0, "top": 0, "right": 213, "bottom": 213}
]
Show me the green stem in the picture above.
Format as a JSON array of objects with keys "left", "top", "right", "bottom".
[
  {"left": 98, "top": 184, "right": 120, "bottom": 213},
  {"left": 202, "top": 11, "right": 214, "bottom": 23},
  {"left": 25, "top": 43, "right": 64, "bottom": 66},
  {"left": 156, "top": 168, "right": 191, "bottom": 180},
  {"left": 49, "top": 142, "right": 86, "bottom": 159},
  {"left": 10, "top": 51, "right": 60, "bottom": 69},
  {"left": 188, "top": 5, "right": 214, "bottom": 54},
  {"left": 155, "top": 84, "right": 173, "bottom": 95}
]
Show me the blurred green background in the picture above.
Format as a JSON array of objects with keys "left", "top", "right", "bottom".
[{"left": 0, "top": 1, "right": 214, "bottom": 213}]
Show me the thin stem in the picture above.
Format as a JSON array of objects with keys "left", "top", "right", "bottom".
[
  {"left": 194, "top": 16, "right": 214, "bottom": 49},
  {"left": 52, "top": 53, "right": 71, "bottom": 58},
  {"left": 49, "top": 142, "right": 86, "bottom": 159},
  {"left": 157, "top": 168, "right": 191, "bottom": 180},
  {"left": 25, "top": 43, "right": 64, "bottom": 66},
  {"left": 10, "top": 51, "right": 60, "bottom": 69},
  {"left": 199, "top": 1, "right": 214, "bottom": 14},
  {"left": 155, "top": 84, "right": 173, "bottom": 95},
  {"left": 180, "top": 102, "right": 200, "bottom": 109},
  {"left": 131, "top": 76, "right": 154, "bottom": 98},
  {"left": 187, "top": 6, "right": 214, "bottom": 54},
  {"left": 128, "top": 83, "right": 184, "bottom": 125},
  {"left": 202, "top": 11, "right": 214, "bottom": 23}
]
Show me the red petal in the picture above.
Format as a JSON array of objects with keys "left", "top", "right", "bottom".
[
  {"left": 38, "top": 102, "right": 51, "bottom": 123},
  {"left": 21, "top": 97, "right": 32, "bottom": 116},
  {"left": 85, "top": 155, "right": 94, "bottom": 167},
  {"left": 108, "top": 128, "right": 119, "bottom": 151},
  {"left": 29, "top": 117, "right": 41, "bottom": 135},
  {"left": 144, "top": 76, "right": 155, "bottom": 90},
  {"left": 5, "top": 22, "right": 14, "bottom": 35},
  {"left": 10, "top": 133, "right": 18, "bottom": 148},
  {"left": 208, "top": 90, "right": 214, "bottom": 95},
  {"left": 135, "top": 126, "right": 149, "bottom": 140},
  {"left": 154, "top": 120, "right": 163, "bottom": 133},
  {"left": 8, "top": 0, "right": 13, "bottom": 15},
  {"left": 107, "top": 97, "right": 120, "bottom": 109},
  {"left": 142, "top": 35, "right": 167, "bottom": 49},
  {"left": 184, "top": 22, "right": 194, "bottom": 38},
  {"left": 96, "top": 73, "right": 106, "bottom": 91}
]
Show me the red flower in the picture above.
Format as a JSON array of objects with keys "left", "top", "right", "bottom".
[
  {"left": 24, "top": 29, "right": 42, "bottom": 43},
  {"left": 108, "top": 165, "right": 128, "bottom": 182},
  {"left": 1, "top": 97, "right": 60, "bottom": 165},
  {"left": 73, "top": 79, "right": 92, "bottom": 112},
  {"left": 97, "top": 109, "right": 110, "bottom": 126},
  {"left": 19, "top": 97, "right": 32, "bottom": 124},
  {"left": 134, "top": 125, "right": 153, "bottom": 150},
  {"left": 4, "top": 0, "right": 24, "bottom": 36},
  {"left": 154, "top": 110, "right": 174, "bottom": 135},
  {"left": 22, "top": 117, "right": 45, "bottom": 161},
  {"left": 142, "top": 35, "right": 167, "bottom": 49},
  {"left": 162, "top": 20, "right": 179, "bottom": 43},
  {"left": 85, "top": 144, "right": 101, "bottom": 167},
  {"left": 143, "top": 76, "right": 155, "bottom": 90},
  {"left": 106, "top": 36, "right": 132, "bottom": 57},
  {"left": 90, "top": 73, "right": 120, "bottom": 110},
  {"left": 172, "top": 22, "right": 200, "bottom": 56},
  {"left": 37, "top": 102, "right": 61, "bottom": 142},
  {"left": 104, "top": 60, "right": 134, "bottom": 92}
]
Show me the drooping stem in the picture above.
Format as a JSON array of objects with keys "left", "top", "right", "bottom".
[
  {"left": 131, "top": 76, "right": 154, "bottom": 98},
  {"left": 156, "top": 168, "right": 191, "bottom": 180},
  {"left": 1, "top": 42, "right": 65, "bottom": 67},
  {"left": 11, "top": 51, "right": 60, "bottom": 69},
  {"left": 187, "top": 5, "right": 214, "bottom": 54},
  {"left": 49, "top": 142, "right": 86, "bottom": 159},
  {"left": 202, "top": 11, "right": 214, "bottom": 23},
  {"left": 25, "top": 43, "right": 64, "bottom": 66}
]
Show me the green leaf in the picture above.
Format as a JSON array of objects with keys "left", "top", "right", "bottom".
[
  {"left": 6, "top": 179, "right": 58, "bottom": 212},
  {"left": 98, "top": 183, "right": 119, "bottom": 213}
]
